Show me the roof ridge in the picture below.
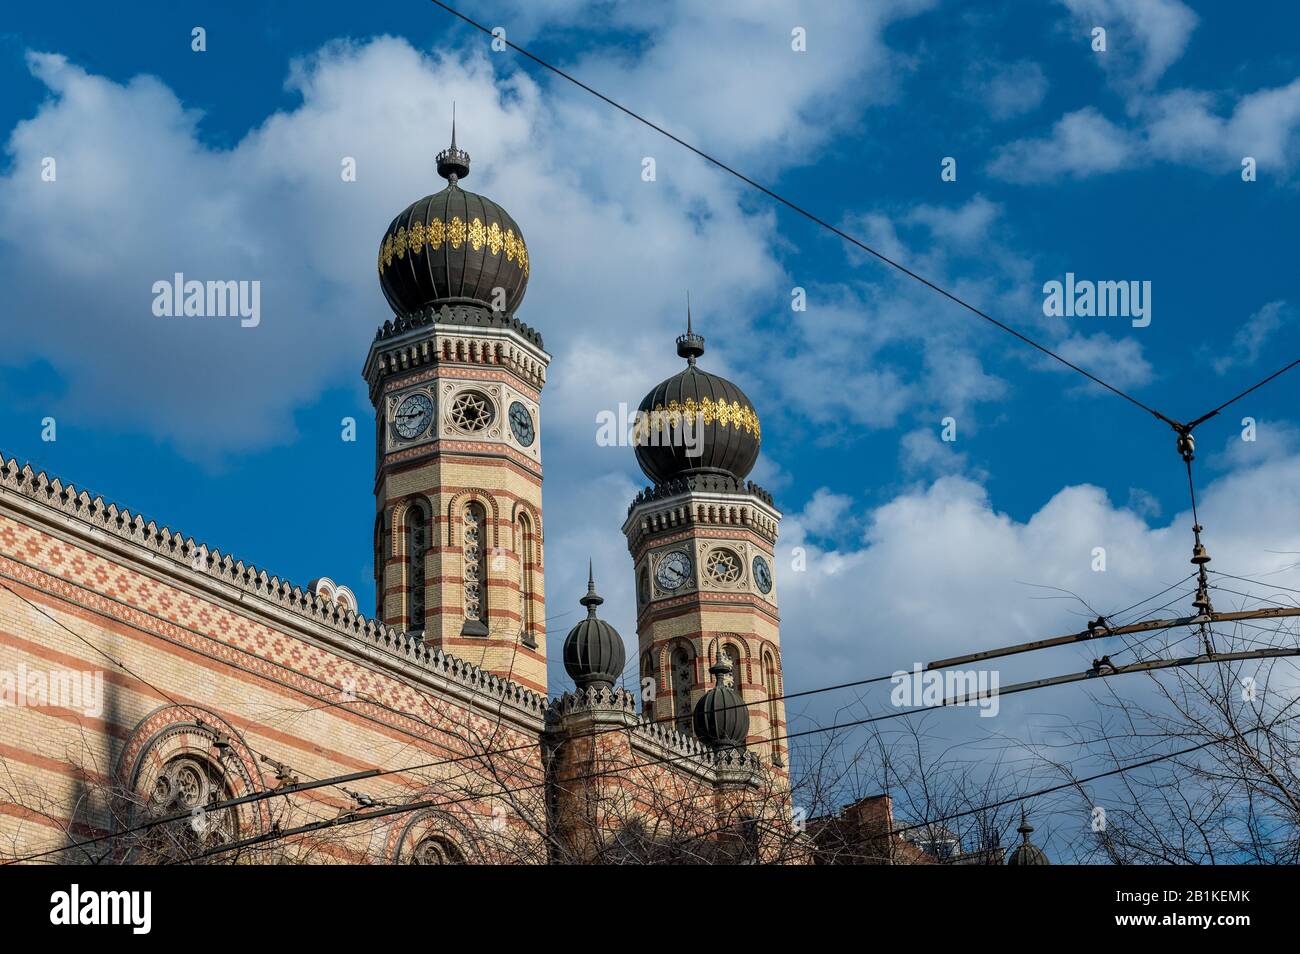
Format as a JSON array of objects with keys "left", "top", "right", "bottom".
[{"left": 0, "top": 450, "right": 548, "bottom": 719}]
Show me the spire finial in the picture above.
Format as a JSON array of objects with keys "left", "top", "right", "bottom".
[
  {"left": 436, "top": 105, "right": 471, "bottom": 184},
  {"left": 579, "top": 560, "right": 604, "bottom": 616},
  {"left": 1018, "top": 808, "right": 1034, "bottom": 841},
  {"left": 675, "top": 292, "right": 706, "bottom": 365}
]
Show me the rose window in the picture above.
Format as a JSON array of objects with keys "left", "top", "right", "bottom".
[
  {"left": 136, "top": 756, "right": 237, "bottom": 862},
  {"left": 704, "top": 548, "right": 742, "bottom": 585},
  {"left": 450, "top": 391, "right": 495, "bottom": 432},
  {"left": 410, "top": 836, "right": 462, "bottom": 864}
]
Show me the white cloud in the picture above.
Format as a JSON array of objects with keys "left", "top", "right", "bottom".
[
  {"left": 776, "top": 445, "right": 1300, "bottom": 735},
  {"left": 495, "top": 0, "right": 938, "bottom": 164},
  {"left": 989, "top": 107, "right": 1135, "bottom": 183},
  {"left": 1213, "top": 419, "right": 1300, "bottom": 472},
  {"left": 1052, "top": 332, "right": 1154, "bottom": 390},
  {"left": 906, "top": 195, "right": 1001, "bottom": 248},
  {"left": 1143, "top": 80, "right": 1300, "bottom": 173},
  {"left": 1212, "top": 300, "right": 1289, "bottom": 376},
  {"left": 0, "top": 40, "right": 787, "bottom": 461},
  {"left": 995, "top": 4, "right": 1300, "bottom": 184},
  {"left": 1059, "top": 0, "right": 1198, "bottom": 89},
  {"left": 795, "top": 487, "right": 859, "bottom": 542},
  {"left": 969, "top": 59, "right": 1049, "bottom": 121},
  {"left": 899, "top": 427, "right": 973, "bottom": 479}
]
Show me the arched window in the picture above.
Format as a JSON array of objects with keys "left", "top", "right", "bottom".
[
  {"left": 462, "top": 501, "right": 489, "bottom": 636},
  {"left": 669, "top": 644, "right": 694, "bottom": 734},
  {"left": 136, "top": 756, "right": 238, "bottom": 863},
  {"left": 722, "top": 641, "right": 743, "bottom": 688},
  {"left": 406, "top": 504, "right": 428, "bottom": 634},
  {"left": 515, "top": 514, "right": 535, "bottom": 647},
  {"left": 764, "top": 650, "right": 783, "bottom": 766},
  {"left": 410, "top": 836, "right": 464, "bottom": 865}
]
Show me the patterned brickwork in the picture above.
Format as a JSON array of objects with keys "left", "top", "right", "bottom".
[
  {"left": 0, "top": 502, "right": 546, "bottom": 862},
  {"left": 625, "top": 488, "right": 789, "bottom": 772}
]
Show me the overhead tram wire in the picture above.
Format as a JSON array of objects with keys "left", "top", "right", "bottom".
[
  {"left": 15, "top": 571, "right": 1292, "bottom": 864},
  {"left": 182, "top": 642, "right": 1300, "bottom": 862},
  {"left": 428, "top": 1, "right": 1300, "bottom": 469},
  {"left": 426, "top": 0, "right": 1182, "bottom": 430},
  {"left": 1183, "top": 357, "right": 1300, "bottom": 432},
  {"left": 16, "top": 616, "right": 1300, "bottom": 864},
  {"left": 8, "top": 2, "right": 1293, "bottom": 861},
  {"left": 12, "top": 531, "right": 1297, "bottom": 865}
]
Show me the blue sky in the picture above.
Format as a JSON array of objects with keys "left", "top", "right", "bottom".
[{"left": 3, "top": 1, "right": 1300, "bottom": 856}]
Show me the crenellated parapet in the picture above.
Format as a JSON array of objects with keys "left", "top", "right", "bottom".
[
  {"left": 364, "top": 303, "right": 548, "bottom": 401},
  {"left": 544, "top": 685, "right": 761, "bottom": 786},
  {"left": 0, "top": 452, "right": 549, "bottom": 723}
]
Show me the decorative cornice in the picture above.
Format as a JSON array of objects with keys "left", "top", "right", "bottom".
[
  {"left": 628, "top": 474, "right": 775, "bottom": 514},
  {"left": 0, "top": 451, "right": 549, "bottom": 725},
  {"left": 375, "top": 302, "right": 543, "bottom": 349},
  {"left": 364, "top": 307, "right": 548, "bottom": 400},
  {"left": 623, "top": 478, "right": 781, "bottom": 551}
]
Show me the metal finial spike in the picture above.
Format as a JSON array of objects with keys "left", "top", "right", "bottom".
[
  {"left": 436, "top": 104, "right": 471, "bottom": 184},
  {"left": 675, "top": 293, "right": 705, "bottom": 365},
  {"left": 579, "top": 560, "right": 603, "bottom": 614}
]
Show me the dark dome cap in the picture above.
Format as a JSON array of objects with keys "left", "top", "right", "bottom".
[
  {"left": 562, "top": 563, "right": 626, "bottom": 690},
  {"left": 378, "top": 115, "right": 530, "bottom": 318},
  {"left": 1005, "top": 810, "right": 1050, "bottom": 866},
  {"left": 634, "top": 303, "right": 762, "bottom": 486},
  {"left": 692, "top": 651, "right": 749, "bottom": 750}
]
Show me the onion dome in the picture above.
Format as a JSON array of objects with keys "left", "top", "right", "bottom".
[
  {"left": 377, "top": 115, "right": 530, "bottom": 318},
  {"left": 692, "top": 653, "right": 749, "bottom": 750},
  {"left": 562, "top": 564, "right": 626, "bottom": 690},
  {"left": 1005, "top": 810, "right": 1049, "bottom": 866},
  {"left": 634, "top": 304, "right": 762, "bottom": 486}
]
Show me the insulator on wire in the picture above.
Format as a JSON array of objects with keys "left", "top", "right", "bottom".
[{"left": 1177, "top": 431, "right": 1196, "bottom": 462}]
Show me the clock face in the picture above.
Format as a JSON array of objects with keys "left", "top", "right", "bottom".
[
  {"left": 752, "top": 554, "right": 773, "bottom": 594},
  {"left": 394, "top": 393, "right": 434, "bottom": 440},
  {"left": 508, "top": 401, "right": 535, "bottom": 447},
  {"left": 655, "top": 550, "right": 692, "bottom": 591}
]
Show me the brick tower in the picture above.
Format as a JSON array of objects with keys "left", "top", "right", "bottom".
[
  {"left": 623, "top": 313, "right": 787, "bottom": 767},
  {"left": 363, "top": 126, "right": 550, "bottom": 694}
]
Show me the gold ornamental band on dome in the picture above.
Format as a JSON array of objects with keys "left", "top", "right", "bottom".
[
  {"left": 630, "top": 397, "right": 761, "bottom": 443},
  {"left": 378, "top": 215, "right": 530, "bottom": 277}
]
